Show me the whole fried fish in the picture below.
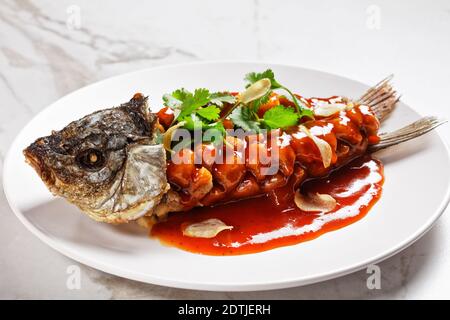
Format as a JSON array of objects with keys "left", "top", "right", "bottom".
[
  {"left": 24, "top": 80, "right": 444, "bottom": 225},
  {"left": 24, "top": 93, "right": 169, "bottom": 223}
]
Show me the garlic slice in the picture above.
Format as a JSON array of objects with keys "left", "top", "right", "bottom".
[
  {"left": 299, "top": 125, "right": 332, "bottom": 168},
  {"left": 313, "top": 102, "right": 354, "bottom": 117},
  {"left": 313, "top": 103, "right": 347, "bottom": 117},
  {"left": 294, "top": 190, "right": 337, "bottom": 213},
  {"left": 162, "top": 121, "right": 186, "bottom": 152},
  {"left": 238, "top": 78, "right": 272, "bottom": 104},
  {"left": 182, "top": 218, "right": 233, "bottom": 238}
]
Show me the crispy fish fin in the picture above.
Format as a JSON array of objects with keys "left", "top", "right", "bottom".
[
  {"left": 360, "top": 77, "right": 446, "bottom": 152},
  {"left": 358, "top": 75, "right": 399, "bottom": 121},
  {"left": 369, "top": 116, "right": 447, "bottom": 152}
]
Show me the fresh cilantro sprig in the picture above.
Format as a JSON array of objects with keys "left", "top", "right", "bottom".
[
  {"left": 162, "top": 89, "right": 235, "bottom": 150},
  {"left": 226, "top": 69, "right": 314, "bottom": 132},
  {"left": 161, "top": 90, "right": 233, "bottom": 151},
  {"left": 163, "top": 89, "right": 235, "bottom": 125},
  {"left": 230, "top": 104, "right": 302, "bottom": 132},
  {"left": 161, "top": 69, "right": 313, "bottom": 140},
  {"left": 229, "top": 106, "right": 261, "bottom": 132},
  {"left": 210, "top": 92, "right": 236, "bottom": 106},
  {"left": 244, "top": 69, "right": 313, "bottom": 119},
  {"left": 262, "top": 105, "right": 299, "bottom": 129},
  {"left": 196, "top": 105, "right": 221, "bottom": 121},
  {"left": 172, "top": 88, "right": 211, "bottom": 120},
  {"left": 245, "top": 69, "right": 282, "bottom": 88}
]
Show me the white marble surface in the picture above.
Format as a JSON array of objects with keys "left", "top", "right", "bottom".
[{"left": 1, "top": 0, "right": 450, "bottom": 299}]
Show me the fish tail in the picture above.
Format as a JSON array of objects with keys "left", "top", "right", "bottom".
[
  {"left": 358, "top": 75, "right": 399, "bottom": 121},
  {"left": 369, "top": 116, "right": 446, "bottom": 152}
]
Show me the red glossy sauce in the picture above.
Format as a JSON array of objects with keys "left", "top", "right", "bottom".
[{"left": 151, "top": 155, "right": 384, "bottom": 255}]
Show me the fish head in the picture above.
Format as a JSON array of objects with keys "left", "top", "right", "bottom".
[{"left": 23, "top": 94, "right": 169, "bottom": 223}]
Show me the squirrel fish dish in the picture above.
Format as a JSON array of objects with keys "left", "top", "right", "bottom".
[{"left": 24, "top": 70, "right": 445, "bottom": 255}]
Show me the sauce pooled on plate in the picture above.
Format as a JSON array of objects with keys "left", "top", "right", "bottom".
[{"left": 152, "top": 155, "right": 384, "bottom": 255}]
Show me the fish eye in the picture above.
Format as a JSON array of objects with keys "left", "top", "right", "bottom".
[{"left": 77, "top": 149, "right": 106, "bottom": 170}]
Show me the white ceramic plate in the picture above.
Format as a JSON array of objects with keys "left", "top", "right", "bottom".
[{"left": 3, "top": 62, "right": 450, "bottom": 291}]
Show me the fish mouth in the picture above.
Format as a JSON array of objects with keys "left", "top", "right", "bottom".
[{"left": 23, "top": 147, "right": 56, "bottom": 188}]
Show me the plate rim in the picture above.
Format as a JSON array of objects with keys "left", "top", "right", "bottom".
[{"left": 3, "top": 60, "right": 450, "bottom": 291}]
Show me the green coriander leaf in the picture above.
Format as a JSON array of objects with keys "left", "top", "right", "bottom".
[
  {"left": 171, "top": 88, "right": 191, "bottom": 102},
  {"left": 244, "top": 69, "right": 282, "bottom": 89},
  {"left": 196, "top": 105, "right": 221, "bottom": 121},
  {"left": 210, "top": 92, "right": 236, "bottom": 106},
  {"left": 300, "top": 107, "right": 314, "bottom": 119},
  {"left": 193, "top": 88, "right": 211, "bottom": 103},
  {"left": 263, "top": 105, "right": 299, "bottom": 129},
  {"left": 229, "top": 106, "right": 261, "bottom": 132},
  {"left": 177, "top": 88, "right": 211, "bottom": 120},
  {"left": 180, "top": 113, "right": 205, "bottom": 130}
]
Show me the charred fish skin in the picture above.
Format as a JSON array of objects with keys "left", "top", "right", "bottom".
[{"left": 24, "top": 94, "right": 170, "bottom": 224}]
